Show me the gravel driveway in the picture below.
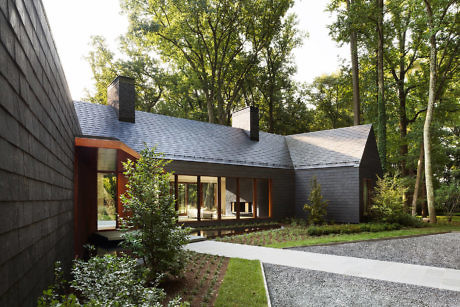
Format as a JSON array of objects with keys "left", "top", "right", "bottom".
[
  {"left": 291, "top": 232, "right": 460, "bottom": 269},
  {"left": 264, "top": 263, "right": 460, "bottom": 307}
]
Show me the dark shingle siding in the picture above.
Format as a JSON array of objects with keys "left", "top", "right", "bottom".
[
  {"left": 294, "top": 167, "right": 360, "bottom": 223},
  {"left": 0, "top": 1, "right": 80, "bottom": 305}
]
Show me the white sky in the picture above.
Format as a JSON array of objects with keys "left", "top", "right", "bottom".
[{"left": 42, "top": 0, "right": 349, "bottom": 101}]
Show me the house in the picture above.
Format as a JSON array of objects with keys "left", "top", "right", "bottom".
[
  {"left": 72, "top": 76, "right": 382, "bottom": 255},
  {"left": 0, "top": 1, "right": 381, "bottom": 303}
]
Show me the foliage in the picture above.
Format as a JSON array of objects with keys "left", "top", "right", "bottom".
[
  {"left": 303, "top": 177, "right": 328, "bottom": 225},
  {"left": 369, "top": 174, "right": 423, "bottom": 226},
  {"left": 370, "top": 175, "right": 405, "bottom": 221},
  {"left": 435, "top": 180, "right": 460, "bottom": 221},
  {"left": 306, "top": 223, "right": 402, "bottom": 236},
  {"left": 37, "top": 256, "right": 181, "bottom": 307},
  {"left": 72, "top": 255, "right": 166, "bottom": 307},
  {"left": 215, "top": 259, "right": 267, "bottom": 307},
  {"left": 121, "top": 146, "right": 189, "bottom": 280}
]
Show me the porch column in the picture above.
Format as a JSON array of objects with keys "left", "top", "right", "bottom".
[
  {"left": 174, "top": 174, "right": 179, "bottom": 212},
  {"left": 197, "top": 176, "right": 201, "bottom": 221},
  {"left": 236, "top": 177, "right": 240, "bottom": 220},
  {"left": 218, "top": 177, "right": 222, "bottom": 220},
  {"left": 253, "top": 178, "right": 257, "bottom": 218},
  {"left": 268, "top": 178, "right": 272, "bottom": 218}
]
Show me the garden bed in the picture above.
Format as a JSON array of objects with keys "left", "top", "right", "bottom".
[{"left": 161, "top": 252, "right": 229, "bottom": 306}]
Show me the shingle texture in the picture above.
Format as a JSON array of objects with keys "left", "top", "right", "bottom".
[
  {"left": 74, "top": 101, "right": 293, "bottom": 168},
  {"left": 74, "top": 101, "right": 373, "bottom": 170},
  {"left": 286, "top": 125, "right": 372, "bottom": 169}
]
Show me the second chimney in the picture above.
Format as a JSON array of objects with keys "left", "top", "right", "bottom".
[
  {"left": 108, "top": 76, "right": 135, "bottom": 123},
  {"left": 232, "top": 106, "right": 259, "bottom": 141}
]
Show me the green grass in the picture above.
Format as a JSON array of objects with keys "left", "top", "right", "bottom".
[
  {"left": 266, "top": 225, "right": 457, "bottom": 248},
  {"left": 215, "top": 258, "right": 267, "bottom": 307}
]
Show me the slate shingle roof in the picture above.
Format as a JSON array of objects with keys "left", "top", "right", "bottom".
[
  {"left": 74, "top": 101, "right": 372, "bottom": 170},
  {"left": 285, "top": 124, "right": 372, "bottom": 169},
  {"left": 74, "top": 101, "right": 293, "bottom": 168}
]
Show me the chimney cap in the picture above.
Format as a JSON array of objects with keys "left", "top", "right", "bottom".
[{"left": 108, "top": 75, "right": 134, "bottom": 88}]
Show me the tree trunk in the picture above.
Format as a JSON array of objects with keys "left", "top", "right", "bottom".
[
  {"left": 376, "top": 0, "right": 386, "bottom": 172},
  {"left": 411, "top": 143, "right": 424, "bottom": 216},
  {"left": 346, "top": 0, "right": 360, "bottom": 126},
  {"left": 423, "top": 0, "right": 437, "bottom": 224}
]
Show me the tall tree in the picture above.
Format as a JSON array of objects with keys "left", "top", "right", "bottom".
[
  {"left": 376, "top": 0, "right": 387, "bottom": 172},
  {"left": 120, "top": 0, "right": 294, "bottom": 124},
  {"left": 422, "top": 0, "right": 458, "bottom": 224},
  {"left": 347, "top": 0, "right": 361, "bottom": 125}
]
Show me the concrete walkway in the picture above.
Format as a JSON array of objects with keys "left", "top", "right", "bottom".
[{"left": 185, "top": 240, "right": 460, "bottom": 292}]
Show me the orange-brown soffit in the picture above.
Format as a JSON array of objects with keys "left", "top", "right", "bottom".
[{"left": 75, "top": 137, "right": 140, "bottom": 159}]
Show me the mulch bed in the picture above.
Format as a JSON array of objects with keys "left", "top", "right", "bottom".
[{"left": 161, "top": 252, "right": 229, "bottom": 306}]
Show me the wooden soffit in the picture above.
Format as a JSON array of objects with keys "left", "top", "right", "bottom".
[{"left": 75, "top": 137, "right": 140, "bottom": 159}]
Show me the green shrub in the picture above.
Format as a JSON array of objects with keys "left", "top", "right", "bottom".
[
  {"left": 369, "top": 174, "right": 409, "bottom": 224},
  {"left": 72, "top": 255, "right": 165, "bottom": 306},
  {"left": 121, "top": 146, "right": 190, "bottom": 280},
  {"left": 435, "top": 181, "right": 459, "bottom": 222},
  {"left": 38, "top": 256, "right": 182, "bottom": 307},
  {"left": 305, "top": 223, "right": 402, "bottom": 236},
  {"left": 303, "top": 177, "right": 328, "bottom": 225}
]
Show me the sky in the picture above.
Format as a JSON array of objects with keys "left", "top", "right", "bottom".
[{"left": 42, "top": 0, "right": 349, "bottom": 101}]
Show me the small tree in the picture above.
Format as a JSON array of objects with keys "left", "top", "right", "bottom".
[
  {"left": 303, "top": 177, "right": 328, "bottom": 225},
  {"left": 121, "top": 146, "right": 189, "bottom": 281},
  {"left": 370, "top": 174, "right": 408, "bottom": 223}
]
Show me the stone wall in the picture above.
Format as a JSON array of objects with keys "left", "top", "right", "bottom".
[{"left": 0, "top": 1, "right": 80, "bottom": 305}]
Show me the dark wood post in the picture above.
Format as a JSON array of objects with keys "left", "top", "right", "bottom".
[
  {"left": 268, "top": 178, "right": 272, "bottom": 218},
  {"left": 236, "top": 177, "right": 240, "bottom": 220},
  {"left": 197, "top": 176, "right": 201, "bottom": 221},
  {"left": 253, "top": 178, "right": 257, "bottom": 218},
  {"left": 174, "top": 174, "right": 178, "bottom": 212},
  {"left": 218, "top": 177, "right": 222, "bottom": 220}
]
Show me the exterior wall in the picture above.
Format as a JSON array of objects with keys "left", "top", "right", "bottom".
[
  {"left": 0, "top": 1, "right": 80, "bottom": 305},
  {"left": 166, "top": 160, "right": 295, "bottom": 220},
  {"left": 359, "top": 128, "right": 383, "bottom": 219},
  {"left": 294, "top": 167, "right": 360, "bottom": 223}
]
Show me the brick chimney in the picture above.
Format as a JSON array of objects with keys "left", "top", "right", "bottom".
[
  {"left": 232, "top": 106, "right": 259, "bottom": 141},
  {"left": 107, "top": 76, "right": 135, "bottom": 123}
]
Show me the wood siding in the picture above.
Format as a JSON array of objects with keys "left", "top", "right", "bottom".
[{"left": 0, "top": 1, "right": 81, "bottom": 305}]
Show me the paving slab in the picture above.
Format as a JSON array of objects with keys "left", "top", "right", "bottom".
[{"left": 185, "top": 240, "right": 460, "bottom": 292}]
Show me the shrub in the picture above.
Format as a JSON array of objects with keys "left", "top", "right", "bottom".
[
  {"left": 435, "top": 181, "right": 459, "bottom": 222},
  {"left": 72, "top": 255, "right": 165, "bottom": 306},
  {"left": 369, "top": 174, "right": 408, "bottom": 223},
  {"left": 121, "top": 146, "right": 190, "bottom": 280},
  {"left": 305, "top": 223, "right": 402, "bottom": 236},
  {"left": 38, "top": 256, "right": 181, "bottom": 307},
  {"left": 303, "top": 177, "right": 328, "bottom": 225}
]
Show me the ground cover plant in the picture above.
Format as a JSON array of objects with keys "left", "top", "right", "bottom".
[
  {"left": 215, "top": 258, "right": 267, "bottom": 307},
  {"left": 217, "top": 218, "right": 460, "bottom": 249},
  {"left": 161, "top": 251, "right": 229, "bottom": 306}
]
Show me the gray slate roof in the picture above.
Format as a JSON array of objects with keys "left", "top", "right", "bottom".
[
  {"left": 74, "top": 101, "right": 372, "bottom": 170},
  {"left": 286, "top": 124, "right": 372, "bottom": 169}
]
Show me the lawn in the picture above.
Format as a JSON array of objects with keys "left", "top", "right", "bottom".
[
  {"left": 215, "top": 258, "right": 267, "bottom": 307},
  {"left": 216, "top": 217, "right": 460, "bottom": 249}
]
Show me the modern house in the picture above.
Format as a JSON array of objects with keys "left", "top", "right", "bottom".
[
  {"left": 0, "top": 1, "right": 381, "bottom": 304},
  {"left": 72, "top": 76, "right": 382, "bottom": 255}
]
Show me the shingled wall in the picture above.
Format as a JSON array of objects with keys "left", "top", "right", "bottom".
[{"left": 0, "top": 1, "right": 80, "bottom": 305}]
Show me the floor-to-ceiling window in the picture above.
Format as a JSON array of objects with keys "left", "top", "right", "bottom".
[{"left": 97, "top": 148, "right": 117, "bottom": 230}]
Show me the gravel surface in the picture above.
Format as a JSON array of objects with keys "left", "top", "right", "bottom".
[
  {"left": 291, "top": 232, "right": 460, "bottom": 269},
  {"left": 264, "top": 263, "right": 460, "bottom": 307}
]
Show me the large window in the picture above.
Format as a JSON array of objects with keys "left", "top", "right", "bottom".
[
  {"left": 97, "top": 148, "right": 118, "bottom": 230},
  {"left": 171, "top": 174, "right": 271, "bottom": 222}
]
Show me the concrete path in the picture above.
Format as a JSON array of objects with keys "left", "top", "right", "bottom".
[{"left": 185, "top": 240, "right": 460, "bottom": 292}]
